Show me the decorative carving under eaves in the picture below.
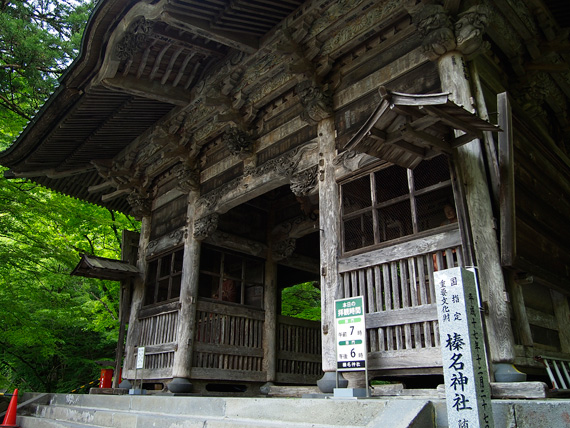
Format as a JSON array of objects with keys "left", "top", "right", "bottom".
[
  {"left": 454, "top": 5, "right": 491, "bottom": 58},
  {"left": 296, "top": 80, "right": 332, "bottom": 125},
  {"left": 480, "top": 0, "right": 524, "bottom": 72},
  {"left": 114, "top": 17, "right": 154, "bottom": 61},
  {"left": 248, "top": 73, "right": 296, "bottom": 107},
  {"left": 310, "top": 0, "right": 366, "bottom": 37},
  {"left": 415, "top": 4, "right": 456, "bottom": 61},
  {"left": 235, "top": 53, "right": 280, "bottom": 93},
  {"left": 334, "top": 150, "right": 379, "bottom": 173},
  {"left": 146, "top": 228, "right": 185, "bottom": 257},
  {"left": 272, "top": 238, "right": 296, "bottom": 261},
  {"left": 172, "top": 162, "right": 200, "bottom": 193},
  {"left": 197, "top": 144, "right": 316, "bottom": 213},
  {"left": 222, "top": 127, "right": 254, "bottom": 158},
  {"left": 193, "top": 213, "right": 219, "bottom": 241},
  {"left": 193, "top": 119, "right": 226, "bottom": 145},
  {"left": 290, "top": 166, "right": 318, "bottom": 197},
  {"left": 320, "top": 0, "right": 401, "bottom": 57},
  {"left": 505, "top": 0, "right": 539, "bottom": 38},
  {"left": 127, "top": 191, "right": 152, "bottom": 220},
  {"left": 515, "top": 72, "right": 567, "bottom": 123}
]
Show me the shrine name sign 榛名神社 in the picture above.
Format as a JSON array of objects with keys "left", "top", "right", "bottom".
[{"left": 434, "top": 267, "right": 494, "bottom": 428}]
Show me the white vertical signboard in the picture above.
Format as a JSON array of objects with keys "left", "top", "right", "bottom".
[
  {"left": 335, "top": 296, "right": 367, "bottom": 371},
  {"left": 136, "top": 346, "right": 146, "bottom": 369},
  {"left": 434, "top": 267, "right": 494, "bottom": 428}
]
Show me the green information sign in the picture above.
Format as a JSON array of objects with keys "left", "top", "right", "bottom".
[{"left": 335, "top": 296, "right": 367, "bottom": 371}]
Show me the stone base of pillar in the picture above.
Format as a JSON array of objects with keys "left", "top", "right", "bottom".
[
  {"left": 260, "top": 382, "right": 274, "bottom": 395},
  {"left": 317, "top": 371, "right": 348, "bottom": 393},
  {"left": 342, "top": 371, "right": 367, "bottom": 389},
  {"left": 167, "top": 377, "right": 193, "bottom": 393},
  {"left": 493, "top": 363, "right": 527, "bottom": 382}
]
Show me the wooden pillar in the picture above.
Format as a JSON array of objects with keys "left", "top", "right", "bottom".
[
  {"left": 509, "top": 273, "right": 533, "bottom": 347},
  {"left": 171, "top": 190, "right": 201, "bottom": 385},
  {"left": 551, "top": 289, "right": 570, "bottom": 353},
  {"left": 124, "top": 216, "right": 151, "bottom": 378},
  {"left": 113, "top": 230, "right": 139, "bottom": 388},
  {"left": 438, "top": 51, "right": 516, "bottom": 365},
  {"left": 263, "top": 258, "right": 278, "bottom": 381},
  {"left": 317, "top": 116, "right": 341, "bottom": 373}
]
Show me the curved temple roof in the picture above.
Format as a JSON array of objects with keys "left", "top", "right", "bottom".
[{"left": 0, "top": 0, "right": 305, "bottom": 213}]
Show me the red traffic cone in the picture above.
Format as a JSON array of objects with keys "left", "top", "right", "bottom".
[{"left": 1, "top": 388, "right": 20, "bottom": 428}]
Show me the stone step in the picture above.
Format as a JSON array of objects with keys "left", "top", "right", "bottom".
[{"left": 18, "top": 393, "right": 437, "bottom": 428}]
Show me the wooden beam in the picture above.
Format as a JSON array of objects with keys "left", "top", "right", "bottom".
[
  {"left": 420, "top": 105, "right": 484, "bottom": 138},
  {"left": 162, "top": 12, "right": 258, "bottom": 54},
  {"left": 102, "top": 75, "right": 191, "bottom": 105},
  {"left": 498, "top": 92, "right": 515, "bottom": 267}
]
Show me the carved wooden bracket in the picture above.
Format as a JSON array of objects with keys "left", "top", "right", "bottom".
[
  {"left": 172, "top": 162, "right": 200, "bottom": 193},
  {"left": 296, "top": 80, "right": 333, "bottom": 125},
  {"left": 415, "top": 4, "right": 490, "bottom": 61},
  {"left": 114, "top": 17, "right": 154, "bottom": 61},
  {"left": 272, "top": 238, "right": 296, "bottom": 261},
  {"left": 222, "top": 127, "right": 254, "bottom": 158},
  {"left": 127, "top": 191, "right": 152, "bottom": 220},
  {"left": 193, "top": 213, "right": 219, "bottom": 241},
  {"left": 290, "top": 165, "right": 318, "bottom": 197}
]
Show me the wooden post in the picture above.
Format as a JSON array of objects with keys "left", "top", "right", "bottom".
[
  {"left": 171, "top": 190, "right": 201, "bottom": 384},
  {"left": 317, "top": 116, "right": 341, "bottom": 373},
  {"left": 508, "top": 272, "right": 533, "bottom": 347},
  {"left": 263, "top": 258, "right": 278, "bottom": 381},
  {"left": 113, "top": 230, "right": 139, "bottom": 388},
  {"left": 498, "top": 92, "right": 515, "bottom": 267},
  {"left": 551, "top": 289, "right": 570, "bottom": 353},
  {"left": 438, "top": 51, "right": 516, "bottom": 367},
  {"left": 124, "top": 217, "right": 151, "bottom": 379}
]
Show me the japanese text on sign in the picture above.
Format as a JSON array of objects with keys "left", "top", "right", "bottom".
[
  {"left": 434, "top": 268, "right": 494, "bottom": 428},
  {"left": 335, "top": 296, "right": 367, "bottom": 371}
]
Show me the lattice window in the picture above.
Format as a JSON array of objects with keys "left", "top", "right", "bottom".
[
  {"left": 198, "top": 246, "right": 265, "bottom": 308},
  {"left": 341, "top": 155, "right": 455, "bottom": 253},
  {"left": 144, "top": 247, "right": 183, "bottom": 306}
]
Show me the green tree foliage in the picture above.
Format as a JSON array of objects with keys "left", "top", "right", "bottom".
[
  {"left": 0, "top": 0, "right": 93, "bottom": 147},
  {"left": 0, "top": 0, "right": 139, "bottom": 392},
  {"left": 0, "top": 172, "right": 137, "bottom": 392},
  {"left": 281, "top": 282, "right": 321, "bottom": 321}
]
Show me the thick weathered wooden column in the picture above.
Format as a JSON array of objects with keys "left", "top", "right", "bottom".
[
  {"left": 124, "top": 215, "right": 151, "bottom": 379},
  {"left": 439, "top": 51, "right": 515, "bottom": 366},
  {"left": 418, "top": 4, "right": 516, "bottom": 368},
  {"left": 317, "top": 116, "right": 341, "bottom": 376},
  {"left": 170, "top": 189, "right": 201, "bottom": 392}
]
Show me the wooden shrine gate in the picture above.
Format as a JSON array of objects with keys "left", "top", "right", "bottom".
[{"left": 338, "top": 227, "right": 463, "bottom": 375}]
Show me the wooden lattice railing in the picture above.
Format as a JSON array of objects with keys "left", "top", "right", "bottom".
[
  {"left": 276, "top": 315, "right": 322, "bottom": 383},
  {"left": 338, "top": 228, "right": 463, "bottom": 373},
  {"left": 130, "top": 301, "right": 180, "bottom": 379},
  {"left": 191, "top": 300, "right": 265, "bottom": 381}
]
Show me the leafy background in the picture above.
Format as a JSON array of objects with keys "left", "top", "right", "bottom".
[{"left": 0, "top": 0, "right": 138, "bottom": 393}]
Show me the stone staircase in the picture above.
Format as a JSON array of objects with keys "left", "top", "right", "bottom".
[{"left": 15, "top": 393, "right": 437, "bottom": 428}]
